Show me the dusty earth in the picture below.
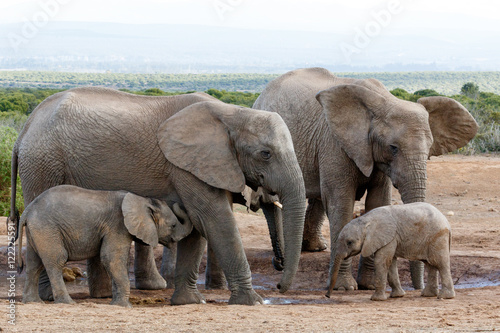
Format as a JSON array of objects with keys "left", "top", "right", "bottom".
[{"left": 1, "top": 154, "right": 499, "bottom": 332}]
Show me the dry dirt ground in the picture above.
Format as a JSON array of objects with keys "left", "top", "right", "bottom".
[{"left": 1, "top": 154, "right": 499, "bottom": 332}]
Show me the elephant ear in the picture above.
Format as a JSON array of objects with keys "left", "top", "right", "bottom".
[
  {"left": 417, "top": 96, "right": 479, "bottom": 157},
  {"left": 361, "top": 213, "right": 397, "bottom": 258},
  {"left": 316, "top": 85, "right": 386, "bottom": 177},
  {"left": 122, "top": 193, "right": 159, "bottom": 247},
  {"left": 157, "top": 101, "right": 245, "bottom": 193}
]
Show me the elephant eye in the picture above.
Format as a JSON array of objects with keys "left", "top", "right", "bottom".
[
  {"left": 347, "top": 240, "right": 353, "bottom": 247},
  {"left": 390, "top": 145, "right": 399, "bottom": 156},
  {"left": 260, "top": 150, "right": 271, "bottom": 160}
]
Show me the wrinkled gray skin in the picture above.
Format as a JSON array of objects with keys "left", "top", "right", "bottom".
[
  {"left": 244, "top": 187, "right": 285, "bottom": 271},
  {"left": 253, "top": 67, "right": 478, "bottom": 291},
  {"left": 10, "top": 87, "right": 306, "bottom": 305},
  {"left": 18, "top": 185, "right": 193, "bottom": 307},
  {"left": 327, "top": 203, "right": 455, "bottom": 301}
]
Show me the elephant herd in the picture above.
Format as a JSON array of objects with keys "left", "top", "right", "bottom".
[{"left": 10, "top": 67, "right": 478, "bottom": 306}]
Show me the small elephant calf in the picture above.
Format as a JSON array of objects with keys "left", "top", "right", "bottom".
[
  {"left": 18, "top": 185, "right": 193, "bottom": 307},
  {"left": 326, "top": 202, "right": 455, "bottom": 301}
]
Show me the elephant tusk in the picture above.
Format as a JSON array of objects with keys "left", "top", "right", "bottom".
[{"left": 273, "top": 201, "right": 283, "bottom": 209}]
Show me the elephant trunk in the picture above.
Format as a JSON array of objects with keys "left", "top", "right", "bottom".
[
  {"left": 326, "top": 254, "right": 343, "bottom": 298},
  {"left": 275, "top": 172, "right": 306, "bottom": 293},
  {"left": 398, "top": 155, "right": 428, "bottom": 204},
  {"left": 396, "top": 154, "right": 427, "bottom": 289}
]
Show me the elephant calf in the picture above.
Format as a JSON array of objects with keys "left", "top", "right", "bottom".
[
  {"left": 18, "top": 185, "right": 193, "bottom": 307},
  {"left": 326, "top": 202, "right": 455, "bottom": 301}
]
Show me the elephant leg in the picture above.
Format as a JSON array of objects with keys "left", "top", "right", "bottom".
[
  {"left": 261, "top": 202, "right": 284, "bottom": 271},
  {"left": 87, "top": 256, "right": 112, "bottom": 298},
  {"left": 160, "top": 246, "right": 177, "bottom": 289},
  {"left": 23, "top": 243, "right": 44, "bottom": 303},
  {"left": 45, "top": 265, "right": 74, "bottom": 304},
  {"left": 134, "top": 242, "right": 166, "bottom": 290},
  {"left": 101, "top": 243, "right": 132, "bottom": 307},
  {"left": 171, "top": 229, "right": 207, "bottom": 305},
  {"left": 435, "top": 255, "right": 455, "bottom": 299},
  {"left": 37, "top": 270, "right": 54, "bottom": 301},
  {"left": 325, "top": 190, "right": 358, "bottom": 291},
  {"left": 421, "top": 263, "right": 439, "bottom": 297},
  {"left": 410, "top": 260, "right": 425, "bottom": 290},
  {"left": 357, "top": 255, "right": 376, "bottom": 290},
  {"left": 388, "top": 257, "right": 405, "bottom": 298},
  {"left": 357, "top": 175, "right": 392, "bottom": 289},
  {"left": 40, "top": 246, "right": 74, "bottom": 304},
  {"left": 302, "top": 198, "right": 327, "bottom": 252},
  {"left": 371, "top": 245, "right": 396, "bottom": 301},
  {"left": 174, "top": 178, "right": 262, "bottom": 305},
  {"left": 205, "top": 244, "right": 228, "bottom": 290}
]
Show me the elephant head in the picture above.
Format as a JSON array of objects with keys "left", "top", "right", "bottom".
[
  {"left": 122, "top": 193, "right": 193, "bottom": 248},
  {"left": 316, "top": 81, "right": 478, "bottom": 203},
  {"left": 157, "top": 101, "right": 306, "bottom": 292}
]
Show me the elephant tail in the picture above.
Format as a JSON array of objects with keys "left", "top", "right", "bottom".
[
  {"left": 9, "top": 148, "right": 20, "bottom": 241},
  {"left": 17, "top": 216, "right": 26, "bottom": 274}
]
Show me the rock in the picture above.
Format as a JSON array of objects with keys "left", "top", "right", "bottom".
[
  {"left": 71, "top": 267, "right": 85, "bottom": 278},
  {"left": 446, "top": 211, "right": 455, "bottom": 216},
  {"left": 63, "top": 267, "right": 76, "bottom": 282},
  {"left": 488, "top": 208, "right": 499, "bottom": 212},
  {"left": 62, "top": 266, "right": 85, "bottom": 282}
]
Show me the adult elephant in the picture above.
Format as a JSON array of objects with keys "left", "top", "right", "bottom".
[
  {"left": 253, "top": 67, "right": 478, "bottom": 290},
  {"left": 10, "top": 87, "right": 306, "bottom": 305}
]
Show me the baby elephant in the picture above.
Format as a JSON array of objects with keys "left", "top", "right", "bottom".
[
  {"left": 326, "top": 202, "right": 455, "bottom": 301},
  {"left": 18, "top": 185, "right": 193, "bottom": 307}
]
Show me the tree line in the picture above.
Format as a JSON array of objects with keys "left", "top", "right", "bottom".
[{"left": 2, "top": 71, "right": 500, "bottom": 95}]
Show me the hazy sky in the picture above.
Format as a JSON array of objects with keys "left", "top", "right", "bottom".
[{"left": 1, "top": 0, "right": 499, "bottom": 33}]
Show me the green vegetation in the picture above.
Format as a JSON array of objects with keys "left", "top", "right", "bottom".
[
  {"left": 0, "top": 126, "right": 23, "bottom": 216},
  {"left": 389, "top": 84, "right": 500, "bottom": 154},
  {"left": 2, "top": 71, "right": 500, "bottom": 95}
]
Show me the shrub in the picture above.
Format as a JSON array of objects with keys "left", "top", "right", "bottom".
[{"left": 0, "top": 126, "right": 23, "bottom": 216}]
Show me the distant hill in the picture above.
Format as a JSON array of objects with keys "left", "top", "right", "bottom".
[
  {"left": 1, "top": 22, "right": 499, "bottom": 73},
  {"left": 1, "top": 70, "right": 500, "bottom": 95}
]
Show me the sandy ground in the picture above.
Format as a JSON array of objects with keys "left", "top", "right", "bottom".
[{"left": 1, "top": 154, "right": 499, "bottom": 332}]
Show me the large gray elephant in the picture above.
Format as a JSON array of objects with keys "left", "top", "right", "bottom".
[
  {"left": 10, "top": 87, "right": 306, "bottom": 305},
  {"left": 253, "top": 67, "right": 478, "bottom": 290}
]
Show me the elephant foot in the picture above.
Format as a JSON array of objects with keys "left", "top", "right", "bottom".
[
  {"left": 331, "top": 273, "right": 358, "bottom": 291},
  {"left": 390, "top": 288, "right": 406, "bottom": 298},
  {"left": 421, "top": 285, "right": 439, "bottom": 297},
  {"left": 370, "top": 291, "right": 388, "bottom": 301},
  {"left": 438, "top": 288, "right": 455, "bottom": 299},
  {"left": 54, "top": 296, "right": 76, "bottom": 305},
  {"left": 135, "top": 275, "right": 167, "bottom": 290},
  {"left": 110, "top": 299, "right": 133, "bottom": 308},
  {"left": 23, "top": 295, "right": 44, "bottom": 304},
  {"left": 356, "top": 261, "right": 376, "bottom": 290},
  {"left": 170, "top": 288, "right": 206, "bottom": 305},
  {"left": 228, "top": 288, "right": 263, "bottom": 305},
  {"left": 301, "top": 235, "right": 327, "bottom": 252}
]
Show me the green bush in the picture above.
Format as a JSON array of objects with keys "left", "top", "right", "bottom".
[{"left": 0, "top": 126, "right": 23, "bottom": 216}]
